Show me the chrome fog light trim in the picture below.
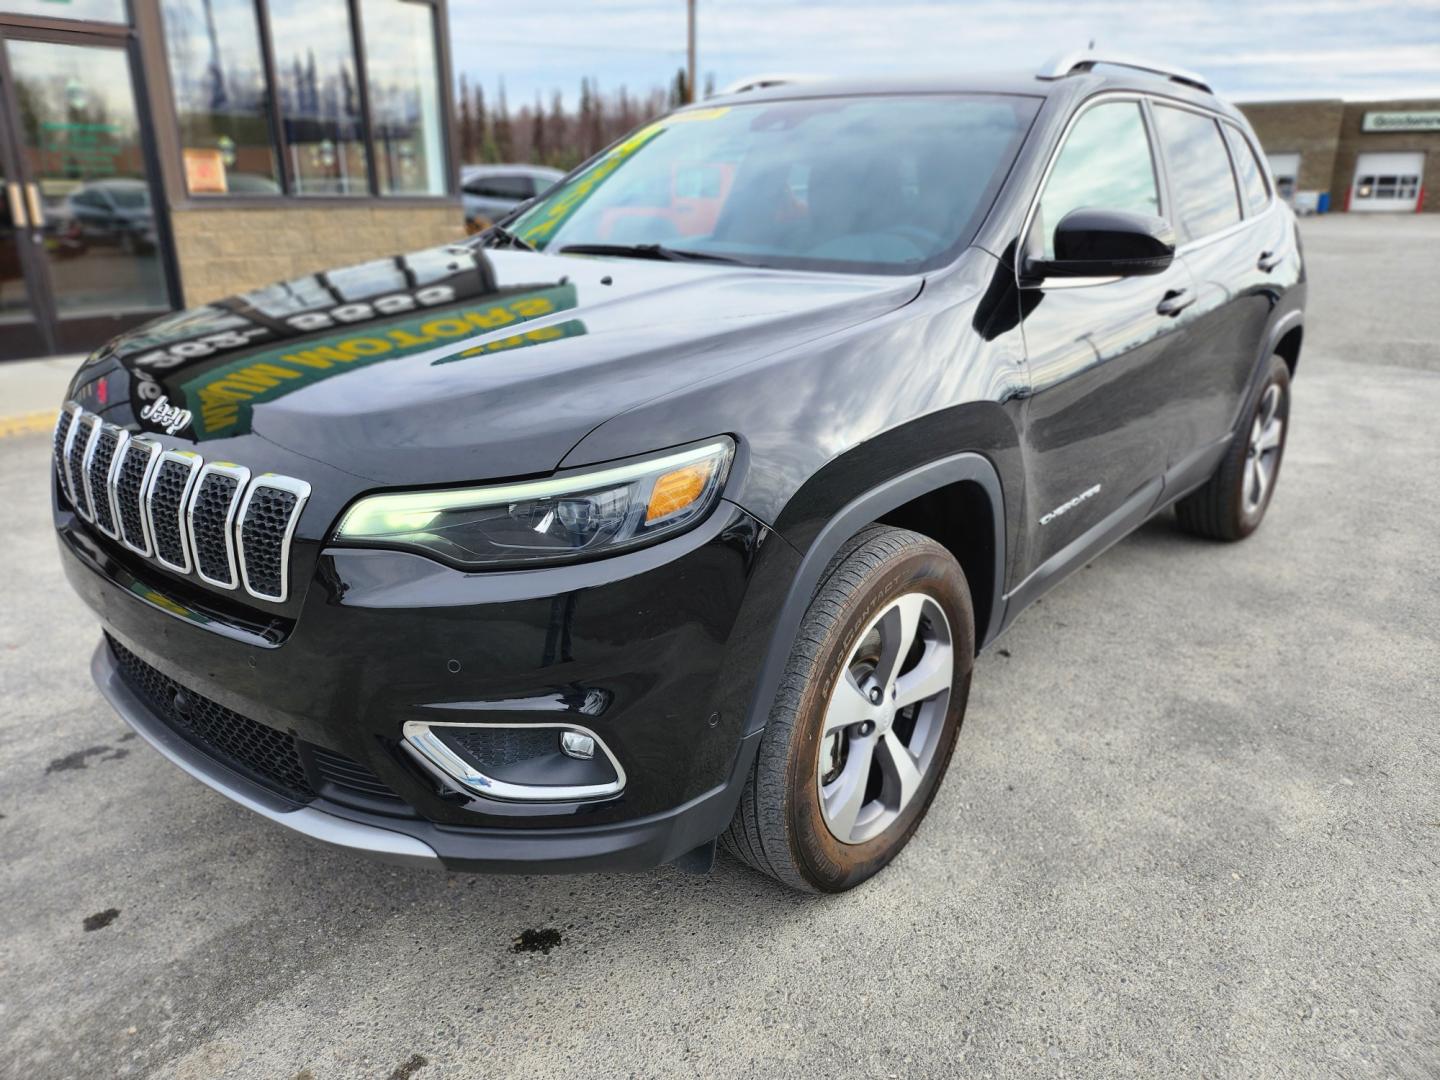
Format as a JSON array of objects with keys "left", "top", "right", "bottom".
[{"left": 401, "top": 721, "right": 625, "bottom": 802}]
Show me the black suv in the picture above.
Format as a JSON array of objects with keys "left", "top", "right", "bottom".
[{"left": 53, "top": 56, "right": 1303, "bottom": 892}]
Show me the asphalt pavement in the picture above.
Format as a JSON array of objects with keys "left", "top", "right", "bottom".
[{"left": 0, "top": 214, "right": 1436, "bottom": 1079}]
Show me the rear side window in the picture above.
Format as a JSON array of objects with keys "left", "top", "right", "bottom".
[
  {"left": 465, "top": 174, "right": 534, "bottom": 200},
  {"left": 1222, "top": 123, "right": 1270, "bottom": 216},
  {"left": 1153, "top": 105, "right": 1242, "bottom": 240},
  {"left": 1034, "top": 101, "right": 1159, "bottom": 259}
]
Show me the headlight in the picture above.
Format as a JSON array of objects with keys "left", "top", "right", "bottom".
[{"left": 333, "top": 438, "right": 735, "bottom": 568}]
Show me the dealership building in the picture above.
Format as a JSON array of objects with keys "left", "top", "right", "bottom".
[
  {"left": 1238, "top": 98, "right": 1439, "bottom": 215},
  {"left": 0, "top": 0, "right": 462, "bottom": 362}
]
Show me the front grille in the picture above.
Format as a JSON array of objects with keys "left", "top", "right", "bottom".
[
  {"left": 149, "top": 455, "right": 198, "bottom": 571},
  {"left": 57, "top": 406, "right": 311, "bottom": 607},
  {"left": 311, "top": 746, "right": 403, "bottom": 802},
  {"left": 190, "top": 465, "right": 248, "bottom": 588},
  {"left": 87, "top": 426, "right": 124, "bottom": 538},
  {"left": 238, "top": 482, "right": 300, "bottom": 600},
  {"left": 53, "top": 407, "right": 76, "bottom": 493},
  {"left": 114, "top": 439, "right": 159, "bottom": 555},
  {"left": 107, "top": 634, "right": 314, "bottom": 801},
  {"left": 67, "top": 414, "right": 98, "bottom": 519}
]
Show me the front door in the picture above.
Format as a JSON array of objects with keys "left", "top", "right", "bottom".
[
  {"left": 1014, "top": 97, "right": 1195, "bottom": 585},
  {"left": 0, "top": 26, "right": 175, "bottom": 360}
]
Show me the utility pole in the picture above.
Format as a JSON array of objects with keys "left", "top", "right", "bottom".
[{"left": 687, "top": 0, "right": 697, "bottom": 103}]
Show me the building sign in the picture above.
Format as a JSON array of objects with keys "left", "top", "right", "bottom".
[{"left": 1362, "top": 111, "right": 1440, "bottom": 133}]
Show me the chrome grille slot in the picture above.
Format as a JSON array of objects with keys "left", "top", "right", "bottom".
[
  {"left": 113, "top": 437, "right": 161, "bottom": 556},
  {"left": 52, "top": 404, "right": 78, "bottom": 495},
  {"left": 66, "top": 413, "right": 101, "bottom": 520},
  {"left": 188, "top": 462, "right": 250, "bottom": 590},
  {"left": 146, "top": 450, "right": 202, "bottom": 574},
  {"left": 237, "top": 475, "right": 311, "bottom": 603},
  {"left": 58, "top": 406, "right": 310, "bottom": 608},
  {"left": 86, "top": 424, "right": 128, "bottom": 539}
]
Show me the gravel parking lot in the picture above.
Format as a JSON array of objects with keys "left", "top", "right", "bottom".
[{"left": 1, "top": 214, "right": 1437, "bottom": 1079}]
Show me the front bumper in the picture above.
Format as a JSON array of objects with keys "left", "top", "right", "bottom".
[
  {"left": 94, "top": 639, "right": 762, "bottom": 872},
  {"left": 62, "top": 491, "right": 794, "bottom": 872}
]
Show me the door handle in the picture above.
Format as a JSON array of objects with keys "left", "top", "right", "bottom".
[
  {"left": 24, "top": 183, "right": 44, "bottom": 230},
  {"left": 1257, "top": 249, "right": 1283, "bottom": 272},
  {"left": 5, "top": 183, "right": 26, "bottom": 229},
  {"left": 1156, "top": 288, "right": 1195, "bottom": 317}
]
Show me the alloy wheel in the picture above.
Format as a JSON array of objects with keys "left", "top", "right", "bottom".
[
  {"left": 1243, "top": 383, "right": 1285, "bottom": 512},
  {"left": 817, "top": 592, "right": 954, "bottom": 845}
]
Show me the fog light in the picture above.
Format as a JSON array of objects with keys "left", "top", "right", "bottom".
[{"left": 560, "top": 731, "right": 596, "bottom": 760}]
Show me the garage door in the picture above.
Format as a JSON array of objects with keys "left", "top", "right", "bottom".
[{"left": 1351, "top": 151, "right": 1425, "bottom": 212}]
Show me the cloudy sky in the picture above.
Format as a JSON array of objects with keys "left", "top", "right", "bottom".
[{"left": 447, "top": 0, "right": 1440, "bottom": 107}]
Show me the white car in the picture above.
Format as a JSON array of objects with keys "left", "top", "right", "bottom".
[{"left": 460, "top": 164, "right": 564, "bottom": 229}]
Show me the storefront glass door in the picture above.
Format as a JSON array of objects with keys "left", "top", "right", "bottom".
[{"left": 0, "top": 29, "right": 175, "bottom": 359}]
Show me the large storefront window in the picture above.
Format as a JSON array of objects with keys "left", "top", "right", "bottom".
[
  {"left": 155, "top": 0, "right": 449, "bottom": 199},
  {"left": 269, "top": 0, "right": 369, "bottom": 195},
  {"left": 362, "top": 0, "right": 445, "bottom": 196},
  {"left": 160, "top": 0, "right": 283, "bottom": 195}
]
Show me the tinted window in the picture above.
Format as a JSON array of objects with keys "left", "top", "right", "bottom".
[
  {"left": 466, "top": 175, "right": 534, "bottom": 200},
  {"left": 1223, "top": 123, "right": 1269, "bottom": 216},
  {"left": 511, "top": 95, "right": 1040, "bottom": 275},
  {"left": 161, "top": 0, "right": 282, "bottom": 195},
  {"left": 269, "top": 0, "right": 369, "bottom": 195},
  {"left": 362, "top": 0, "right": 446, "bottom": 196},
  {"left": 1034, "top": 102, "right": 1159, "bottom": 259},
  {"left": 1154, "top": 106, "right": 1241, "bottom": 240}
]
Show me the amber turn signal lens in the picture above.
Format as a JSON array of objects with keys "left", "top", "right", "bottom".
[{"left": 646, "top": 461, "right": 714, "bottom": 522}]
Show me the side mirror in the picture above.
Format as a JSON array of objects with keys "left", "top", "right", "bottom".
[{"left": 1024, "top": 208, "right": 1176, "bottom": 280}]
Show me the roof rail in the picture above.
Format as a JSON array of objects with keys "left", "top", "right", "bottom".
[
  {"left": 1037, "top": 51, "right": 1213, "bottom": 94},
  {"left": 716, "top": 74, "right": 812, "bottom": 96}
]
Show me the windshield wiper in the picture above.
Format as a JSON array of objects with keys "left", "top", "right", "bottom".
[
  {"left": 476, "top": 222, "right": 536, "bottom": 252},
  {"left": 557, "top": 243, "right": 750, "bottom": 265}
]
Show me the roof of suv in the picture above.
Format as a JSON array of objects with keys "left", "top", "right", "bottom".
[{"left": 704, "top": 61, "right": 1242, "bottom": 123}]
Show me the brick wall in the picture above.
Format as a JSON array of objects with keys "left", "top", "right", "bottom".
[
  {"left": 1334, "top": 101, "right": 1440, "bottom": 212},
  {"left": 1237, "top": 99, "right": 1345, "bottom": 195},
  {"left": 169, "top": 204, "right": 466, "bottom": 306}
]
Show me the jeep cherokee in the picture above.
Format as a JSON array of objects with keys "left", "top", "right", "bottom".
[{"left": 52, "top": 55, "right": 1304, "bottom": 892}]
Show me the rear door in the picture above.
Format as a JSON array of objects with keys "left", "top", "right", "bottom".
[
  {"left": 1014, "top": 97, "right": 1196, "bottom": 581},
  {"left": 1150, "top": 104, "right": 1280, "bottom": 474}
]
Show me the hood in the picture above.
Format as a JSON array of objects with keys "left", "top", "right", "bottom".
[{"left": 73, "top": 243, "right": 921, "bottom": 485}]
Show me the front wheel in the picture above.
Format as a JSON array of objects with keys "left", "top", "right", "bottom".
[
  {"left": 1175, "top": 354, "right": 1291, "bottom": 541},
  {"left": 722, "top": 526, "right": 973, "bottom": 892}
]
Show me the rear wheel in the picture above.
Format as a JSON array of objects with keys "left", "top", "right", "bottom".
[
  {"left": 1176, "top": 354, "right": 1291, "bottom": 541},
  {"left": 721, "top": 526, "right": 973, "bottom": 892}
]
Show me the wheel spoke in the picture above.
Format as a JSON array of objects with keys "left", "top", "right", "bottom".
[
  {"left": 821, "top": 735, "right": 876, "bottom": 840},
  {"left": 873, "top": 594, "right": 927, "bottom": 692},
  {"left": 876, "top": 730, "right": 923, "bottom": 810},
  {"left": 1257, "top": 417, "right": 1283, "bottom": 454},
  {"left": 1243, "top": 455, "right": 1257, "bottom": 505},
  {"left": 823, "top": 670, "right": 874, "bottom": 735},
  {"left": 1252, "top": 457, "right": 1269, "bottom": 504},
  {"left": 1260, "top": 385, "right": 1281, "bottom": 427},
  {"left": 893, "top": 641, "right": 953, "bottom": 708}
]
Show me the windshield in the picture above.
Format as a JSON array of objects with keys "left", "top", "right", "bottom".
[{"left": 509, "top": 94, "right": 1040, "bottom": 274}]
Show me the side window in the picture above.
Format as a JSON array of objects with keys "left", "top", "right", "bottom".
[
  {"left": 1153, "top": 105, "right": 1242, "bottom": 240},
  {"left": 467, "top": 175, "right": 534, "bottom": 200},
  {"left": 1034, "top": 102, "right": 1159, "bottom": 259},
  {"left": 1222, "top": 123, "right": 1270, "bottom": 216}
]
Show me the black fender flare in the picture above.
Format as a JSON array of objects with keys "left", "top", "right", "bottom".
[{"left": 741, "top": 451, "right": 1006, "bottom": 738}]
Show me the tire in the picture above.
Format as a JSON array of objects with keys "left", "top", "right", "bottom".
[
  {"left": 721, "top": 525, "right": 974, "bottom": 892},
  {"left": 1175, "top": 354, "right": 1291, "bottom": 542}
]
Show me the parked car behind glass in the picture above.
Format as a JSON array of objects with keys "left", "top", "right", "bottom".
[{"left": 460, "top": 164, "right": 564, "bottom": 230}]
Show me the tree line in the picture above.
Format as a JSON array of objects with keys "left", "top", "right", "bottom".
[{"left": 456, "top": 70, "right": 714, "bottom": 170}]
